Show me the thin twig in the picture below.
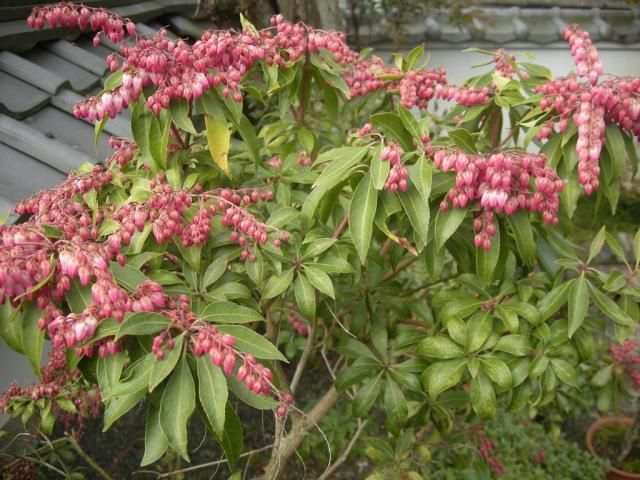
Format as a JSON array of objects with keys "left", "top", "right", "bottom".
[
  {"left": 290, "top": 318, "right": 316, "bottom": 393},
  {"left": 148, "top": 444, "right": 274, "bottom": 479},
  {"left": 66, "top": 433, "right": 114, "bottom": 480},
  {"left": 0, "top": 453, "right": 69, "bottom": 478},
  {"left": 380, "top": 256, "right": 418, "bottom": 283},
  {"left": 317, "top": 419, "right": 368, "bottom": 480},
  {"left": 171, "top": 124, "right": 186, "bottom": 149},
  {"left": 332, "top": 213, "right": 349, "bottom": 240}
]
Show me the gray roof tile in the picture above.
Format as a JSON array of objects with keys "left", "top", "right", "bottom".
[
  {"left": 22, "top": 47, "right": 100, "bottom": 92},
  {"left": 0, "top": 71, "right": 49, "bottom": 119},
  {"left": 0, "top": 51, "right": 67, "bottom": 94},
  {"left": 44, "top": 40, "right": 109, "bottom": 76},
  {"left": 0, "top": 113, "right": 93, "bottom": 173},
  {"left": 0, "top": 142, "right": 65, "bottom": 203},
  {"left": 24, "top": 106, "right": 112, "bottom": 162}
]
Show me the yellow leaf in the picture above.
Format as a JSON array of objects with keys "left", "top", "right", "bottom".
[{"left": 205, "top": 114, "right": 230, "bottom": 175}]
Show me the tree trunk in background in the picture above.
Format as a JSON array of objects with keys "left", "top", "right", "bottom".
[{"left": 276, "top": 0, "right": 341, "bottom": 28}]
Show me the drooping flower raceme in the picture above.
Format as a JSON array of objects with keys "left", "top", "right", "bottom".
[
  {"left": 433, "top": 148, "right": 563, "bottom": 250},
  {"left": 536, "top": 25, "right": 639, "bottom": 194}
]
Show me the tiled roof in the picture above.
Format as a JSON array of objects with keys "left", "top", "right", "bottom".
[{"left": 0, "top": 0, "right": 205, "bottom": 219}]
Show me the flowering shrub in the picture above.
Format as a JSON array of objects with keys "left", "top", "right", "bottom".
[{"left": 1, "top": 3, "right": 640, "bottom": 477}]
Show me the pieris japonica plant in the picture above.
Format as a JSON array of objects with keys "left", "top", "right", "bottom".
[{"left": 2, "top": 2, "right": 640, "bottom": 478}]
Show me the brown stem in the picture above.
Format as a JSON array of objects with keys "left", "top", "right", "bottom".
[
  {"left": 260, "top": 386, "right": 339, "bottom": 479},
  {"left": 290, "top": 318, "right": 316, "bottom": 393},
  {"left": 66, "top": 433, "right": 114, "bottom": 480},
  {"left": 171, "top": 124, "right": 186, "bottom": 149},
  {"left": 332, "top": 213, "right": 349, "bottom": 240},
  {"left": 381, "top": 256, "right": 418, "bottom": 284},
  {"left": 317, "top": 419, "right": 367, "bottom": 480},
  {"left": 298, "top": 51, "right": 312, "bottom": 125},
  {"left": 150, "top": 444, "right": 274, "bottom": 479}
]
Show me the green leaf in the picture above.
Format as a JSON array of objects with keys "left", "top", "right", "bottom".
[
  {"left": 97, "top": 351, "right": 125, "bottom": 396},
  {"left": 214, "top": 404, "right": 243, "bottom": 469},
  {"left": 104, "top": 354, "right": 154, "bottom": 401},
  {"left": 301, "top": 146, "right": 369, "bottom": 222},
  {"left": 302, "top": 238, "right": 336, "bottom": 259},
  {"left": 493, "top": 334, "right": 531, "bottom": 356},
  {"left": 217, "top": 325, "right": 287, "bottom": 362},
  {"left": 116, "top": 312, "right": 170, "bottom": 340},
  {"left": 267, "top": 207, "right": 300, "bottom": 228},
  {"left": 550, "top": 358, "right": 578, "bottom": 388},
  {"left": 370, "top": 112, "right": 414, "bottom": 151},
  {"left": 149, "top": 333, "right": 185, "bottom": 392},
  {"left": 588, "top": 227, "right": 606, "bottom": 264},
  {"left": 262, "top": 268, "right": 294, "bottom": 299},
  {"left": 294, "top": 273, "right": 316, "bottom": 320},
  {"left": 202, "top": 257, "right": 228, "bottom": 290},
  {"left": 466, "top": 312, "right": 492, "bottom": 353},
  {"left": 227, "top": 374, "right": 279, "bottom": 409},
  {"left": 506, "top": 211, "right": 536, "bottom": 266},
  {"left": 66, "top": 280, "right": 92, "bottom": 313},
  {"left": 398, "top": 179, "right": 429, "bottom": 249},
  {"left": 481, "top": 358, "right": 512, "bottom": 390},
  {"left": 103, "top": 388, "right": 146, "bottom": 431},
  {"left": 421, "top": 359, "right": 467, "bottom": 399},
  {"left": 448, "top": 128, "right": 477, "bottom": 153},
  {"left": 470, "top": 371, "right": 496, "bottom": 418},
  {"left": 0, "top": 303, "right": 23, "bottom": 354},
  {"left": 408, "top": 154, "right": 432, "bottom": 204},
  {"left": 200, "top": 302, "right": 264, "bottom": 324},
  {"left": 197, "top": 356, "right": 228, "bottom": 436},
  {"left": 303, "top": 265, "right": 335, "bottom": 299},
  {"left": 435, "top": 207, "right": 468, "bottom": 250},
  {"left": 21, "top": 303, "right": 44, "bottom": 376},
  {"left": 384, "top": 379, "right": 408, "bottom": 427},
  {"left": 476, "top": 222, "right": 500, "bottom": 284},
  {"left": 568, "top": 273, "right": 589, "bottom": 338},
  {"left": 404, "top": 44, "right": 425, "bottom": 71},
  {"left": 110, "top": 263, "right": 149, "bottom": 292},
  {"left": 354, "top": 372, "right": 383, "bottom": 417},
  {"left": 141, "top": 404, "right": 169, "bottom": 466},
  {"left": 370, "top": 146, "right": 390, "bottom": 190},
  {"left": 592, "top": 365, "right": 613, "bottom": 387},
  {"left": 160, "top": 357, "right": 195, "bottom": 461},
  {"left": 588, "top": 281, "right": 634, "bottom": 326},
  {"left": 169, "top": 99, "right": 197, "bottom": 134},
  {"left": 538, "top": 280, "right": 574, "bottom": 322},
  {"left": 350, "top": 174, "right": 378, "bottom": 263},
  {"left": 417, "top": 336, "right": 464, "bottom": 359},
  {"left": 397, "top": 104, "right": 422, "bottom": 140}
]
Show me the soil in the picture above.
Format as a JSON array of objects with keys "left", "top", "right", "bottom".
[{"left": 594, "top": 424, "right": 640, "bottom": 474}]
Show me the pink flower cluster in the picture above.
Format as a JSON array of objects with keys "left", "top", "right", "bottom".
[
  {"left": 476, "top": 429, "right": 506, "bottom": 476},
  {"left": 381, "top": 142, "right": 408, "bottom": 192},
  {"left": 564, "top": 25, "right": 603, "bottom": 85},
  {"left": 433, "top": 149, "right": 563, "bottom": 250},
  {"left": 112, "top": 176, "right": 281, "bottom": 261},
  {"left": 27, "top": 2, "right": 135, "bottom": 46},
  {"left": 268, "top": 14, "right": 358, "bottom": 65},
  {"left": 288, "top": 311, "right": 309, "bottom": 336},
  {"left": 15, "top": 165, "right": 112, "bottom": 240},
  {"left": 397, "top": 69, "right": 448, "bottom": 109},
  {"left": 344, "top": 57, "right": 489, "bottom": 110},
  {"left": 611, "top": 340, "right": 640, "bottom": 390},
  {"left": 0, "top": 227, "right": 53, "bottom": 306},
  {"left": 536, "top": 25, "right": 640, "bottom": 195},
  {"left": 106, "top": 136, "right": 137, "bottom": 167},
  {"left": 192, "top": 324, "right": 269, "bottom": 387},
  {"left": 0, "top": 349, "right": 102, "bottom": 431}
]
